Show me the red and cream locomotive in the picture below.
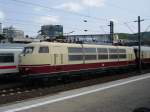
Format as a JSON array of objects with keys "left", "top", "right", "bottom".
[{"left": 19, "top": 42, "right": 139, "bottom": 78}]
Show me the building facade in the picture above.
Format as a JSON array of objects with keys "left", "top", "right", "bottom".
[
  {"left": 1, "top": 26, "right": 24, "bottom": 43},
  {"left": 41, "top": 25, "right": 63, "bottom": 38},
  {"left": 65, "top": 34, "right": 111, "bottom": 44},
  {"left": 3, "top": 26, "right": 24, "bottom": 39}
]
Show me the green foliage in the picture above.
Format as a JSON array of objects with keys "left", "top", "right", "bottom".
[
  {"left": 117, "top": 32, "right": 150, "bottom": 45},
  {"left": 118, "top": 33, "right": 129, "bottom": 39}
]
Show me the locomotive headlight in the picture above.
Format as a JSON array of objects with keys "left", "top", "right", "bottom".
[
  {"left": 20, "top": 54, "right": 23, "bottom": 57},
  {"left": 25, "top": 68, "right": 30, "bottom": 71}
]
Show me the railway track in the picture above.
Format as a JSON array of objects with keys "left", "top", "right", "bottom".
[
  {"left": 0, "top": 70, "right": 149, "bottom": 106},
  {"left": 0, "top": 75, "right": 23, "bottom": 90}
]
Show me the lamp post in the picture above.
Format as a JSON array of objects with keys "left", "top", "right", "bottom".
[{"left": 108, "top": 21, "right": 114, "bottom": 44}]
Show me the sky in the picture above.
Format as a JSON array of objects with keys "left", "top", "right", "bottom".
[{"left": 0, "top": 0, "right": 149, "bottom": 37}]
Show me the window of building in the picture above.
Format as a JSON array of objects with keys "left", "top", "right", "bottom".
[
  {"left": 39, "top": 46, "right": 49, "bottom": 53},
  {"left": 98, "top": 55, "right": 108, "bottom": 60},
  {"left": 0, "top": 53, "right": 14, "bottom": 63},
  {"left": 85, "top": 55, "right": 97, "bottom": 60},
  {"left": 97, "top": 48, "right": 108, "bottom": 53},
  {"left": 23, "top": 47, "right": 34, "bottom": 54},
  {"left": 84, "top": 48, "right": 96, "bottom": 53},
  {"left": 68, "top": 47, "right": 83, "bottom": 53},
  {"left": 68, "top": 55, "right": 83, "bottom": 61}
]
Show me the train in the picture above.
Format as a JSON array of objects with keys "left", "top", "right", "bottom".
[
  {"left": 0, "top": 48, "right": 23, "bottom": 77},
  {"left": 18, "top": 42, "right": 150, "bottom": 79},
  {"left": 133, "top": 46, "right": 150, "bottom": 68}
]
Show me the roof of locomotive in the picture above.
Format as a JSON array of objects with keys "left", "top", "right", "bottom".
[{"left": 25, "top": 42, "right": 133, "bottom": 49}]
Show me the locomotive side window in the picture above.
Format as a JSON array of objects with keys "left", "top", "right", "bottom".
[
  {"left": 68, "top": 47, "right": 82, "bottom": 53},
  {"left": 98, "top": 55, "right": 108, "bottom": 60},
  {"left": 68, "top": 47, "right": 83, "bottom": 61},
  {"left": 118, "top": 49, "right": 126, "bottom": 53},
  {"left": 119, "top": 54, "right": 126, "bottom": 59},
  {"left": 84, "top": 48, "right": 96, "bottom": 53},
  {"left": 39, "top": 46, "right": 49, "bottom": 53},
  {"left": 109, "top": 48, "right": 118, "bottom": 53},
  {"left": 97, "top": 48, "right": 108, "bottom": 53},
  {"left": 0, "top": 53, "right": 14, "bottom": 63},
  {"left": 69, "top": 55, "right": 83, "bottom": 61},
  {"left": 98, "top": 48, "right": 108, "bottom": 60},
  {"left": 85, "top": 55, "right": 97, "bottom": 60},
  {"left": 109, "top": 54, "right": 118, "bottom": 59},
  {"left": 23, "top": 47, "right": 34, "bottom": 54},
  {"left": 84, "top": 48, "right": 97, "bottom": 61},
  {"left": 68, "top": 47, "right": 97, "bottom": 61},
  {"left": 109, "top": 48, "right": 126, "bottom": 59},
  {"left": 109, "top": 48, "right": 118, "bottom": 59},
  {"left": 118, "top": 49, "right": 126, "bottom": 59}
]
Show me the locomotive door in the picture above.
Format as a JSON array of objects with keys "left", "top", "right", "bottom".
[
  {"left": 53, "top": 46, "right": 63, "bottom": 65},
  {"left": 54, "top": 54, "right": 59, "bottom": 65}
]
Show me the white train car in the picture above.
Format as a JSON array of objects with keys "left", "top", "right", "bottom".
[
  {"left": 0, "top": 48, "right": 23, "bottom": 76},
  {"left": 19, "top": 42, "right": 136, "bottom": 78}
]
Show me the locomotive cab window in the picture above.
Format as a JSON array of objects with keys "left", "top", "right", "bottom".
[
  {"left": 39, "top": 46, "right": 49, "bottom": 53},
  {"left": 23, "top": 47, "right": 34, "bottom": 54}
]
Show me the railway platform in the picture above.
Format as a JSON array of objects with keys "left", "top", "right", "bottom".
[{"left": 0, "top": 73, "right": 150, "bottom": 112}]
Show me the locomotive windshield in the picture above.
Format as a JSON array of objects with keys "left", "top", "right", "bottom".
[{"left": 23, "top": 47, "right": 34, "bottom": 54}]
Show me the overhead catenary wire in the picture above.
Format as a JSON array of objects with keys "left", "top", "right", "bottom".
[
  {"left": 3, "top": 16, "right": 140, "bottom": 36},
  {"left": 141, "top": 24, "right": 150, "bottom": 38},
  {"left": 99, "top": 26, "right": 107, "bottom": 34},
  {"left": 0, "top": 0, "right": 143, "bottom": 28},
  {"left": 0, "top": 0, "right": 111, "bottom": 32},
  {"left": 9, "top": 0, "right": 109, "bottom": 22},
  {"left": 144, "top": 24, "right": 150, "bottom": 32},
  {"left": 9, "top": 0, "right": 140, "bottom": 23},
  {"left": 105, "top": 2, "right": 139, "bottom": 16},
  {"left": 0, "top": 1, "right": 138, "bottom": 26},
  {"left": 124, "top": 22, "right": 135, "bottom": 34},
  {"left": 3, "top": 18, "right": 105, "bottom": 35},
  {"left": 1, "top": 0, "right": 149, "bottom": 36},
  {"left": 3, "top": 15, "right": 149, "bottom": 36},
  {"left": 0, "top": 6, "right": 109, "bottom": 33}
]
